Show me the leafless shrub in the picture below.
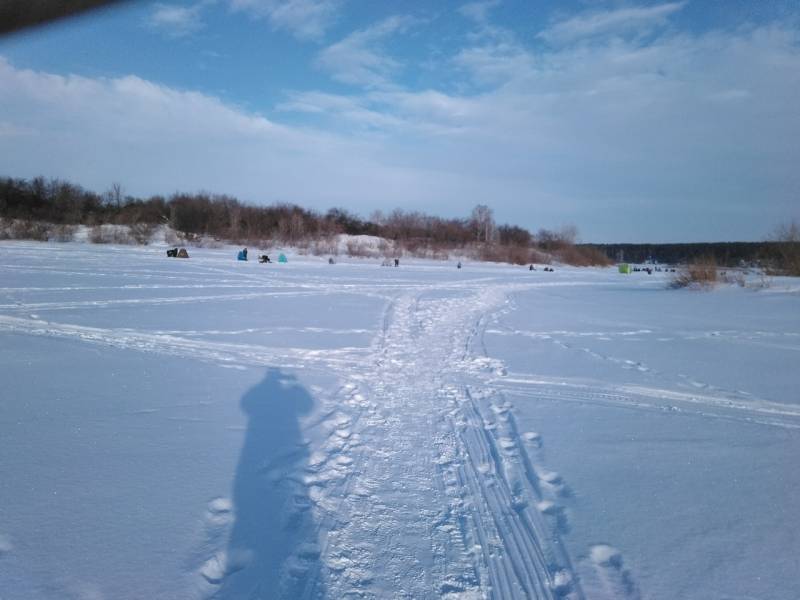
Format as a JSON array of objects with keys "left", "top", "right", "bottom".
[
  {"left": 88, "top": 225, "right": 108, "bottom": 244},
  {"left": 164, "top": 228, "right": 182, "bottom": 245},
  {"left": 377, "top": 239, "right": 393, "bottom": 258},
  {"left": 751, "top": 272, "right": 772, "bottom": 289},
  {"left": 671, "top": 257, "right": 719, "bottom": 289},
  {"left": 50, "top": 224, "right": 77, "bottom": 242},
  {"left": 89, "top": 225, "right": 133, "bottom": 244},
  {"left": 557, "top": 245, "right": 613, "bottom": 267},
  {"left": 720, "top": 270, "right": 747, "bottom": 287},
  {"left": 768, "top": 220, "right": 800, "bottom": 276},
  {"left": 129, "top": 223, "right": 156, "bottom": 245},
  {"left": 431, "top": 246, "right": 449, "bottom": 261},
  {"left": 9, "top": 220, "right": 50, "bottom": 241},
  {"left": 309, "top": 237, "right": 338, "bottom": 256},
  {"left": 530, "top": 248, "right": 551, "bottom": 264},
  {"left": 346, "top": 240, "right": 379, "bottom": 258}
]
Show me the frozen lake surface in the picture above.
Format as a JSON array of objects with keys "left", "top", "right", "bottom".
[{"left": 1, "top": 241, "right": 799, "bottom": 599}]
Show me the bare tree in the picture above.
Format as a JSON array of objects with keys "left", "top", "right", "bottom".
[
  {"left": 771, "top": 219, "right": 800, "bottom": 276},
  {"left": 559, "top": 224, "right": 578, "bottom": 245},
  {"left": 105, "top": 182, "right": 123, "bottom": 209},
  {"left": 470, "top": 204, "right": 495, "bottom": 243}
]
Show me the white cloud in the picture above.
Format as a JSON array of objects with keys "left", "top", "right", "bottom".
[
  {"left": 539, "top": 2, "right": 687, "bottom": 45},
  {"left": 458, "top": 0, "right": 500, "bottom": 25},
  {"left": 148, "top": 3, "right": 206, "bottom": 37},
  {"left": 1, "top": 15, "right": 799, "bottom": 241},
  {"left": 316, "top": 15, "right": 418, "bottom": 87},
  {"left": 229, "top": 0, "right": 340, "bottom": 41},
  {"left": 453, "top": 41, "right": 536, "bottom": 85},
  {"left": 286, "top": 22, "right": 800, "bottom": 239},
  {"left": 0, "top": 57, "right": 480, "bottom": 216}
]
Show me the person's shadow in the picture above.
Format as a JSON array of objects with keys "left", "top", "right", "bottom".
[{"left": 217, "top": 368, "right": 323, "bottom": 599}]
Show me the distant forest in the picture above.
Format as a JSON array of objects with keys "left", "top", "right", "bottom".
[
  {"left": 1, "top": 175, "right": 797, "bottom": 273},
  {"left": 585, "top": 242, "right": 794, "bottom": 269},
  {"left": 0, "top": 175, "right": 608, "bottom": 265}
]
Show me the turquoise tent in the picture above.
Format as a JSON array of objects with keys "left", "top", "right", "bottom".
[{"left": 278, "top": 253, "right": 288, "bottom": 263}]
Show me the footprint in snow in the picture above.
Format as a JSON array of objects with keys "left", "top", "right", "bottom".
[
  {"left": 523, "top": 431, "right": 542, "bottom": 448},
  {"left": 589, "top": 544, "right": 641, "bottom": 600}
]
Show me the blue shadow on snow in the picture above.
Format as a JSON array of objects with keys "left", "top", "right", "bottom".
[{"left": 217, "top": 368, "right": 324, "bottom": 599}]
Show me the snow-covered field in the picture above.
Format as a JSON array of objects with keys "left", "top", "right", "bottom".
[{"left": 1, "top": 241, "right": 799, "bottom": 600}]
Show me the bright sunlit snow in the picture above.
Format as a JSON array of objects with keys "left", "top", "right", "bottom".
[{"left": 1, "top": 241, "right": 799, "bottom": 599}]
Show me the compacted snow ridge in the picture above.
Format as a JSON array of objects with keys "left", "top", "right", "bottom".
[{"left": 1, "top": 241, "right": 798, "bottom": 599}]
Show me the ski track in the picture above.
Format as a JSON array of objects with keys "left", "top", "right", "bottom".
[{"left": 214, "top": 284, "right": 594, "bottom": 599}]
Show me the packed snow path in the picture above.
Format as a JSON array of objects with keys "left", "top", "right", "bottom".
[
  {"left": 309, "top": 285, "right": 583, "bottom": 599},
  {"left": 1, "top": 242, "right": 799, "bottom": 599}
]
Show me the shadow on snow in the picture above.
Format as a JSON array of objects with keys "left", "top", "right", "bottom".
[{"left": 217, "top": 368, "right": 323, "bottom": 599}]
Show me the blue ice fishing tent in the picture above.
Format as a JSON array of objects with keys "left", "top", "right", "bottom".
[
  {"left": 278, "top": 253, "right": 288, "bottom": 263},
  {"left": 237, "top": 250, "right": 247, "bottom": 261}
]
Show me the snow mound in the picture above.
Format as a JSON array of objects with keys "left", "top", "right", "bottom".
[{"left": 590, "top": 544, "right": 623, "bottom": 567}]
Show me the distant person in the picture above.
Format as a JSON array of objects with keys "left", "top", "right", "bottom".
[
  {"left": 328, "top": 257, "right": 335, "bottom": 264},
  {"left": 529, "top": 264, "right": 534, "bottom": 271},
  {"left": 258, "top": 254, "right": 271, "bottom": 263},
  {"left": 457, "top": 261, "right": 462, "bottom": 269},
  {"left": 394, "top": 258, "right": 399, "bottom": 267}
]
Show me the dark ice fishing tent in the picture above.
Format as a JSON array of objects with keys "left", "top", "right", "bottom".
[
  {"left": 278, "top": 253, "right": 288, "bottom": 263},
  {"left": 167, "top": 247, "right": 189, "bottom": 258}
]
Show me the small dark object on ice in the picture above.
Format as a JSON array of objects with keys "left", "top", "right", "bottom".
[
  {"left": 328, "top": 257, "right": 335, "bottom": 264},
  {"left": 394, "top": 258, "right": 400, "bottom": 267},
  {"left": 258, "top": 254, "right": 271, "bottom": 263}
]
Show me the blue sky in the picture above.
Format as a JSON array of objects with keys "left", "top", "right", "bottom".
[{"left": 1, "top": 0, "right": 798, "bottom": 242}]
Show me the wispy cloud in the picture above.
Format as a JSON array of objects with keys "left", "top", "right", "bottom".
[
  {"left": 148, "top": 3, "right": 206, "bottom": 37},
  {"left": 229, "top": 0, "right": 341, "bottom": 41},
  {"left": 316, "top": 15, "right": 418, "bottom": 87},
  {"left": 458, "top": 0, "right": 500, "bottom": 26},
  {"left": 2, "top": 5, "right": 799, "bottom": 241},
  {"left": 539, "top": 2, "right": 687, "bottom": 45}
]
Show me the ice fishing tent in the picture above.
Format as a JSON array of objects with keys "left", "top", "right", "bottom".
[
  {"left": 177, "top": 248, "right": 189, "bottom": 258},
  {"left": 237, "top": 250, "right": 247, "bottom": 261},
  {"left": 278, "top": 253, "right": 288, "bottom": 263},
  {"left": 618, "top": 263, "right": 631, "bottom": 274}
]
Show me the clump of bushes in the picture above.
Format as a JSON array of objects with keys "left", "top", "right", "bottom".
[
  {"left": 88, "top": 225, "right": 133, "bottom": 244},
  {"left": 768, "top": 220, "right": 800, "bottom": 276},
  {"left": 129, "top": 223, "right": 157, "bottom": 245},
  {"left": 0, "top": 219, "right": 75, "bottom": 242},
  {"left": 671, "top": 257, "right": 719, "bottom": 289},
  {"left": 50, "top": 224, "right": 77, "bottom": 242},
  {"left": 557, "top": 245, "right": 612, "bottom": 267}
]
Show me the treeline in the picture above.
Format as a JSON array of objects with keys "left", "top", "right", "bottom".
[
  {"left": 0, "top": 175, "right": 612, "bottom": 266},
  {"left": 586, "top": 242, "right": 798, "bottom": 271}
]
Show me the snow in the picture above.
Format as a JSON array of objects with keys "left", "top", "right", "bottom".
[{"left": 0, "top": 240, "right": 799, "bottom": 599}]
